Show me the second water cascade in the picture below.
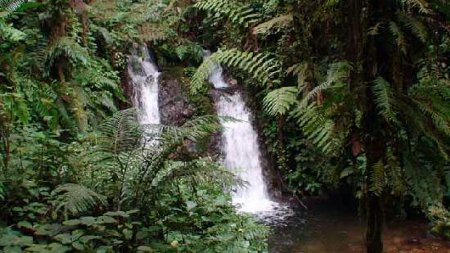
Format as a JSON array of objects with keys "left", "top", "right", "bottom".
[{"left": 207, "top": 60, "right": 288, "bottom": 218}]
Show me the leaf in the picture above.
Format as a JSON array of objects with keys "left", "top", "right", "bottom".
[
  {"left": 0, "top": 235, "right": 33, "bottom": 247},
  {"left": 96, "top": 216, "right": 117, "bottom": 224},
  {"left": 340, "top": 167, "right": 354, "bottom": 179},
  {"left": 137, "top": 246, "right": 153, "bottom": 252},
  {"left": 185, "top": 201, "right": 197, "bottom": 211},
  {"left": 104, "top": 211, "right": 129, "bottom": 218},
  {"left": 263, "top": 86, "right": 298, "bottom": 116},
  {"left": 17, "top": 221, "right": 33, "bottom": 229}
]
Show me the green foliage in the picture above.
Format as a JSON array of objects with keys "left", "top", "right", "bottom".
[
  {"left": 191, "top": 48, "right": 281, "bottom": 94},
  {"left": 0, "top": 110, "right": 269, "bottom": 252},
  {"left": 0, "top": 1, "right": 270, "bottom": 252},
  {"left": 372, "top": 77, "right": 398, "bottom": 124},
  {"left": 194, "top": 0, "right": 260, "bottom": 28},
  {"left": 0, "top": 0, "right": 25, "bottom": 12},
  {"left": 52, "top": 184, "right": 107, "bottom": 216},
  {"left": 263, "top": 86, "right": 298, "bottom": 116},
  {"left": 252, "top": 14, "right": 293, "bottom": 35}
]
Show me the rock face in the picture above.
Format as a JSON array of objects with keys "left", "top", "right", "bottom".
[{"left": 159, "top": 73, "right": 194, "bottom": 126}]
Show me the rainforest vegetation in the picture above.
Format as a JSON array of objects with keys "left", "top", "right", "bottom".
[{"left": 0, "top": 0, "right": 449, "bottom": 252}]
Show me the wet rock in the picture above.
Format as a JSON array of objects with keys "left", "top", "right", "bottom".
[{"left": 159, "top": 76, "right": 194, "bottom": 126}]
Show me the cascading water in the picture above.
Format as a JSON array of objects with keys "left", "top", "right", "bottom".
[
  {"left": 207, "top": 59, "right": 284, "bottom": 216},
  {"left": 128, "top": 46, "right": 161, "bottom": 127}
]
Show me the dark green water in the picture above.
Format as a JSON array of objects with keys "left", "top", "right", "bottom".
[{"left": 268, "top": 201, "right": 450, "bottom": 253}]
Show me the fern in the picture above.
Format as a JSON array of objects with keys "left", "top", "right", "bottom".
[
  {"left": 399, "top": 0, "right": 433, "bottom": 14},
  {"left": 412, "top": 98, "right": 450, "bottom": 136},
  {"left": 194, "top": 0, "right": 260, "bottom": 28},
  {"left": 389, "top": 21, "right": 407, "bottom": 53},
  {"left": 47, "top": 36, "right": 90, "bottom": 68},
  {"left": 372, "top": 77, "right": 398, "bottom": 124},
  {"left": 263, "top": 86, "right": 299, "bottom": 116},
  {"left": 298, "top": 62, "right": 351, "bottom": 109},
  {"left": 191, "top": 48, "right": 281, "bottom": 94},
  {"left": 292, "top": 103, "right": 340, "bottom": 155},
  {"left": 397, "top": 12, "right": 428, "bottom": 43},
  {"left": 370, "top": 161, "right": 385, "bottom": 196},
  {"left": 52, "top": 184, "right": 107, "bottom": 216},
  {"left": 96, "top": 109, "right": 142, "bottom": 155},
  {"left": 0, "top": 14, "right": 25, "bottom": 41}
]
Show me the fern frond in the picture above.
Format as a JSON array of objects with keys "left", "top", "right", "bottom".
[
  {"left": 370, "top": 161, "right": 385, "bottom": 196},
  {"left": 399, "top": 0, "right": 432, "bottom": 14},
  {"left": 96, "top": 109, "right": 142, "bottom": 155},
  {"left": 372, "top": 77, "right": 398, "bottom": 124},
  {"left": 299, "top": 62, "right": 351, "bottom": 108},
  {"left": 389, "top": 21, "right": 407, "bottom": 53},
  {"left": 52, "top": 183, "right": 107, "bottom": 216},
  {"left": 252, "top": 14, "right": 293, "bottom": 35},
  {"left": 191, "top": 48, "right": 281, "bottom": 94},
  {"left": 194, "top": 0, "right": 260, "bottom": 28},
  {"left": 47, "top": 36, "right": 90, "bottom": 70},
  {"left": 263, "top": 86, "right": 298, "bottom": 116},
  {"left": 151, "top": 159, "right": 234, "bottom": 189},
  {"left": 292, "top": 103, "right": 340, "bottom": 155},
  {"left": 412, "top": 98, "right": 450, "bottom": 136},
  {"left": 397, "top": 12, "right": 428, "bottom": 43}
]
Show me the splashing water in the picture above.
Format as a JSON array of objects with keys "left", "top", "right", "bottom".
[
  {"left": 128, "top": 46, "right": 161, "bottom": 126},
  {"left": 207, "top": 59, "right": 288, "bottom": 218}
]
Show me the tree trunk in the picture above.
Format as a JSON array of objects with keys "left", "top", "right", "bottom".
[{"left": 366, "top": 193, "right": 384, "bottom": 253}]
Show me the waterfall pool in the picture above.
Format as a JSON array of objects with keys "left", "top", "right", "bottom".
[{"left": 268, "top": 200, "right": 450, "bottom": 253}]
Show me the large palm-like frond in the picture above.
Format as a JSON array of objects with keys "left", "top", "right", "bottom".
[
  {"left": 52, "top": 183, "right": 107, "bottom": 216},
  {"left": 194, "top": 0, "right": 260, "bottom": 28},
  {"left": 191, "top": 48, "right": 281, "bottom": 94},
  {"left": 263, "top": 86, "right": 298, "bottom": 116}
]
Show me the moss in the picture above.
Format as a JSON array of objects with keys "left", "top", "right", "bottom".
[{"left": 161, "top": 66, "right": 215, "bottom": 117}]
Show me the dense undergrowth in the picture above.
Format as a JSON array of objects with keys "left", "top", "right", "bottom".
[{"left": 0, "top": 0, "right": 268, "bottom": 252}]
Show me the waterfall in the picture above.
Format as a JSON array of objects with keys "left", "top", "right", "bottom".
[
  {"left": 208, "top": 60, "right": 282, "bottom": 215},
  {"left": 128, "top": 46, "right": 161, "bottom": 126}
]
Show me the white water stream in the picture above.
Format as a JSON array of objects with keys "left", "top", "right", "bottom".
[
  {"left": 128, "top": 46, "right": 161, "bottom": 126},
  {"left": 208, "top": 60, "right": 283, "bottom": 216}
]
